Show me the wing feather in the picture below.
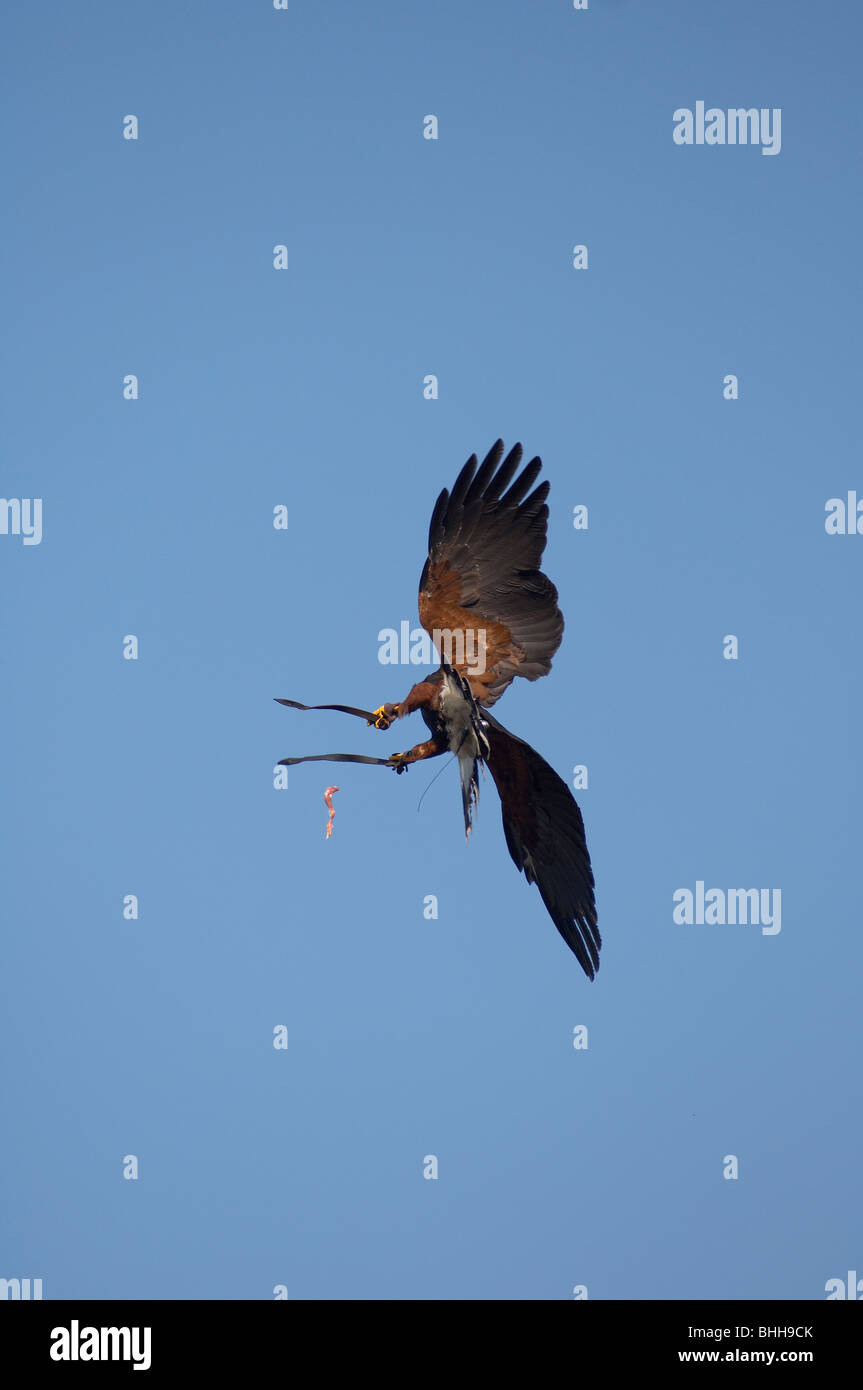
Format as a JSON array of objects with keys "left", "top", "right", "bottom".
[
  {"left": 418, "top": 440, "right": 564, "bottom": 705},
  {"left": 483, "top": 712, "right": 600, "bottom": 978}
]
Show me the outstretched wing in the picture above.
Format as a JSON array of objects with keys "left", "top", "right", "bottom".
[
  {"left": 418, "top": 440, "right": 564, "bottom": 706},
  {"left": 483, "top": 712, "right": 600, "bottom": 979}
]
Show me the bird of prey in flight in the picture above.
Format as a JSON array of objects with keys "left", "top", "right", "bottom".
[{"left": 277, "top": 441, "right": 600, "bottom": 978}]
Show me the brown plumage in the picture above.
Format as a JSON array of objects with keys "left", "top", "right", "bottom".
[{"left": 417, "top": 440, "right": 564, "bottom": 706}]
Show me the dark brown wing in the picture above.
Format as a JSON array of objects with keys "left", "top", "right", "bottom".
[
  {"left": 483, "top": 712, "right": 600, "bottom": 979},
  {"left": 418, "top": 440, "right": 564, "bottom": 706}
]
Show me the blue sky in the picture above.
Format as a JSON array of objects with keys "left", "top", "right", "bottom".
[{"left": 2, "top": 0, "right": 861, "bottom": 1300}]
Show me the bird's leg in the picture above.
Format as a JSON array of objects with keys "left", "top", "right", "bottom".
[
  {"left": 388, "top": 738, "right": 445, "bottom": 774},
  {"left": 369, "top": 702, "right": 401, "bottom": 730},
  {"left": 370, "top": 679, "right": 438, "bottom": 730}
]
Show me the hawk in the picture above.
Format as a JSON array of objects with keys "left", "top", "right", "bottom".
[{"left": 277, "top": 441, "right": 600, "bottom": 978}]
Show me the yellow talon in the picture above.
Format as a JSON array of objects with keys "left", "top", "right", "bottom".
[{"left": 370, "top": 703, "right": 399, "bottom": 730}]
